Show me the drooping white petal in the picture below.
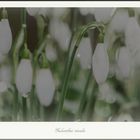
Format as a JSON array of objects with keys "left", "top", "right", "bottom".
[
  {"left": 36, "top": 69, "right": 55, "bottom": 106},
  {"left": 49, "top": 18, "right": 71, "bottom": 51},
  {"left": 92, "top": 43, "right": 109, "bottom": 84},
  {"left": 94, "top": 8, "right": 115, "bottom": 23},
  {"left": 77, "top": 38, "right": 92, "bottom": 69},
  {"left": 116, "top": 47, "right": 131, "bottom": 78},
  {"left": 0, "top": 19, "right": 12, "bottom": 54},
  {"left": 16, "top": 59, "right": 33, "bottom": 97},
  {"left": 125, "top": 17, "right": 140, "bottom": 52},
  {"left": 26, "top": 8, "right": 40, "bottom": 16},
  {"left": 79, "top": 8, "right": 92, "bottom": 16}
]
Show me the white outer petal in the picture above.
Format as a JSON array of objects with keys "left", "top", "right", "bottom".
[
  {"left": 16, "top": 59, "right": 33, "bottom": 97},
  {"left": 0, "top": 19, "right": 12, "bottom": 54},
  {"left": 36, "top": 69, "right": 55, "bottom": 106},
  {"left": 116, "top": 47, "right": 131, "bottom": 78},
  {"left": 92, "top": 43, "right": 109, "bottom": 84},
  {"left": 77, "top": 38, "right": 92, "bottom": 69}
]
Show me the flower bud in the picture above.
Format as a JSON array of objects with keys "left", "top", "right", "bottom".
[
  {"left": 92, "top": 43, "right": 109, "bottom": 84},
  {"left": 0, "top": 19, "right": 12, "bottom": 54},
  {"left": 15, "top": 59, "right": 33, "bottom": 97},
  {"left": 36, "top": 69, "right": 55, "bottom": 106}
]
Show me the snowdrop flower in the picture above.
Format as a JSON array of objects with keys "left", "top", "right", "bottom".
[
  {"left": 79, "top": 8, "right": 95, "bottom": 16},
  {"left": 16, "top": 59, "right": 33, "bottom": 97},
  {"left": 125, "top": 17, "right": 140, "bottom": 53},
  {"left": 0, "top": 19, "right": 12, "bottom": 54},
  {"left": 36, "top": 69, "right": 55, "bottom": 106},
  {"left": 94, "top": 8, "right": 115, "bottom": 23},
  {"left": 116, "top": 47, "right": 131, "bottom": 78},
  {"left": 77, "top": 38, "right": 92, "bottom": 69},
  {"left": 49, "top": 18, "right": 71, "bottom": 51},
  {"left": 92, "top": 43, "right": 109, "bottom": 84}
]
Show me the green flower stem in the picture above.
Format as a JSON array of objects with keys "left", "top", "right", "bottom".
[
  {"left": 21, "top": 8, "right": 28, "bottom": 121},
  {"left": 76, "top": 69, "right": 92, "bottom": 120},
  {"left": 22, "top": 97, "right": 27, "bottom": 121},
  {"left": 85, "top": 82, "right": 97, "bottom": 121},
  {"left": 56, "top": 22, "right": 105, "bottom": 121}
]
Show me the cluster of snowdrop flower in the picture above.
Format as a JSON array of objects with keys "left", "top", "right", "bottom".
[{"left": 0, "top": 8, "right": 140, "bottom": 121}]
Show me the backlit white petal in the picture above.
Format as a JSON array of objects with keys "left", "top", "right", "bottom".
[
  {"left": 92, "top": 43, "right": 109, "bottom": 84},
  {"left": 36, "top": 69, "right": 55, "bottom": 106},
  {"left": 0, "top": 19, "right": 12, "bottom": 54},
  {"left": 16, "top": 59, "right": 33, "bottom": 97}
]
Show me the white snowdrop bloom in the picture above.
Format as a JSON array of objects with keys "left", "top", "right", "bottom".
[
  {"left": 0, "top": 19, "right": 12, "bottom": 54},
  {"left": 92, "top": 43, "right": 109, "bottom": 84},
  {"left": 98, "top": 82, "right": 117, "bottom": 104},
  {"left": 0, "top": 81, "right": 7, "bottom": 93},
  {"left": 0, "top": 64, "right": 11, "bottom": 88},
  {"left": 94, "top": 8, "right": 115, "bottom": 23},
  {"left": 77, "top": 38, "right": 92, "bottom": 69},
  {"left": 45, "top": 45, "right": 57, "bottom": 62},
  {"left": 52, "top": 8, "right": 68, "bottom": 18},
  {"left": 36, "top": 69, "right": 55, "bottom": 106},
  {"left": 116, "top": 47, "right": 131, "bottom": 78},
  {"left": 109, "top": 9, "right": 129, "bottom": 33},
  {"left": 113, "top": 113, "right": 133, "bottom": 122},
  {"left": 16, "top": 59, "right": 33, "bottom": 97},
  {"left": 49, "top": 18, "right": 71, "bottom": 51},
  {"left": 26, "top": 8, "right": 40, "bottom": 16},
  {"left": 125, "top": 17, "right": 140, "bottom": 52}
]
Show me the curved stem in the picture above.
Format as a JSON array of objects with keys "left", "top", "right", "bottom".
[{"left": 56, "top": 22, "right": 104, "bottom": 121}]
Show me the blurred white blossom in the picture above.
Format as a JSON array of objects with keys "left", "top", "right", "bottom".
[
  {"left": 0, "top": 19, "right": 12, "bottom": 54},
  {"left": 92, "top": 43, "right": 109, "bottom": 84},
  {"left": 116, "top": 47, "right": 131, "bottom": 79},
  {"left": 36, "top": 69, "right": 55, "bottom": 106},
  {"left": 49, "top": 18, "right": 71, "bottom": 51},
  {"left": 125, "top": 17, "right": 140, "bottom": 53},
  {"left": 77, "top": 38, "right": 92, "bottom": 69},
  {"left": 94, "top": 8, "right": 115, "bottom": 23},
  {"left": 98, "top": 82, "right": 117, "bottom": 104},
  {"left": 16, "top": 59, "right": 33, "bottom": 97}
]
